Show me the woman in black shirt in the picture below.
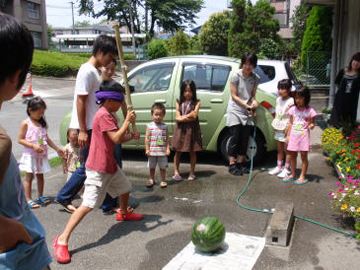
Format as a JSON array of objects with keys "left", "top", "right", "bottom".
[{"left": 330, "top": 52, "right": 360, "bottom": 126}]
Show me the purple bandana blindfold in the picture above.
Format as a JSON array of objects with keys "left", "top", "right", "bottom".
[{"left": 95, "top": 91, "right": 124, "bottom": 104}]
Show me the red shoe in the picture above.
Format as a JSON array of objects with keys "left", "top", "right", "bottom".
[
  {"left": 53, "top": 235, "right": 71, "bottom": 264},
  {"left": 116, "top": 211, "right": 143, "bottom": 221}
]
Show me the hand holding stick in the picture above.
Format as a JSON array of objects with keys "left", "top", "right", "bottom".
[{"left": 113, "top": 24, "right": 139, "bottom": 144}]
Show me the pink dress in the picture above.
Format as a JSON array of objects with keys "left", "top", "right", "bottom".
[
  {"left": 19, "top": 118, "right": 51, "bottom": 173},
  {"left": 287, "top": 106, "right": 317, "bottom": 152}
]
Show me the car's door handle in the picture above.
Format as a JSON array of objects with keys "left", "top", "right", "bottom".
[
  {"left": 155, "top": 99, "right": 166, "bottom": 103},
  {"left": 210, "top": 99, "right": 223, "bottom": 103}
]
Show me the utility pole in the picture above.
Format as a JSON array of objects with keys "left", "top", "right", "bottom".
[
  {"left": 69, "top": 1, "right": 75, "bottom": 34},
  {"left": 127, "top": 0, "right": 136, "bottom": 59}
]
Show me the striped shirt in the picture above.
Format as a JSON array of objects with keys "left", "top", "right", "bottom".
[{"left": 147, "top": 121, "right": 168, "bottom": 156}]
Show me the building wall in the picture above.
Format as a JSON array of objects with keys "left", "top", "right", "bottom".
[
  {"left": 269, "top": 0, "right": 301, "bottom": 39},
  {"left": 328, "top": 0, "right": 360, "bottom": 106},
  {"left": 337, "top": 0, "right": 360, "bottom": 69},
  {"left": 289, "top": 0, "right": 301, "bottom": 27},
  {"left": 8, "top": 0, "right": 48, "bottom": 49}
]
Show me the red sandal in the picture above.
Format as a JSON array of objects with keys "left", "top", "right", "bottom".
[{"left": 53, "top": 235, "right": 71, "bottom": 264}]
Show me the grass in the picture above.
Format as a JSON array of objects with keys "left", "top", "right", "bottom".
[{"left": 20, "top": 156, "right": 63, "bottom": 177}]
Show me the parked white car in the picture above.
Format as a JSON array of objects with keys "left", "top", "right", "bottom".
[{"left": 255, "top": 59, "right": 301, "bottom": 96}]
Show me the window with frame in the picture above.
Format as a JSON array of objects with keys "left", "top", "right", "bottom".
[
  {"left": 128, "top": 63, "right": 175, "bottom": 93},
  {"left": 182, "top": 63, "right": 231, "bottom": 92},
  {"left": 27, "top": 2, "right": 40, "bottom": 20},
  {"left": 30, "top": 31, "right": 41, "bottom": 48},
  {"left": 254, "top": 65, "right": 276, "bottom": 84}
]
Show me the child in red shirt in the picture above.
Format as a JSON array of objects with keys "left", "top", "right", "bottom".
[{"left": 53, "top": 80, "right": 142, "bottom": 264}]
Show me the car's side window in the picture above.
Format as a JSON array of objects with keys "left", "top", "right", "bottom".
[
  {"left": 128, "top": 63, "right": 175, "bottom": 93},
  {"left": 182, "top": 63, "right": 231, "bottom": 92},
  {"left": 254, "top": 65, "right": 276, "bottom": 84}
]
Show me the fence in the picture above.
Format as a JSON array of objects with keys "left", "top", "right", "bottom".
[{"left": 302, "top": 51, "right": 332, "bottom": 87}]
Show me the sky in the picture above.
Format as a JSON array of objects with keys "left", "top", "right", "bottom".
[{"left": 46, "top": 0, "right": 257, "bottom": 29}]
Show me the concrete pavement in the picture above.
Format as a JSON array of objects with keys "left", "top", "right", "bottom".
[
  {"left": 32, "top": 125, "right": 360, "bottom": 270},
  {"left": 4, "top": 77, "right": 360, "bottom": 269}
]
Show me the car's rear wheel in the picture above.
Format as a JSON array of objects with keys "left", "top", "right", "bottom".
[{"left": 220, "top": 127, "right": 266, "bottom": 165}]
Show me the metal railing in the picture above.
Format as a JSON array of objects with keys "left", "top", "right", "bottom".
[{"left": 303, "top": 51, "right": 331, "bottom": 87}]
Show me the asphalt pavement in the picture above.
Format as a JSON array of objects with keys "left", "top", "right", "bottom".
[{"left": 2, "top": 77, "right": 360, "bottom": 269}]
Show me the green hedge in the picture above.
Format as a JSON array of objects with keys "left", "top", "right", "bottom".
[
  {"left": 30, "top": 50, "right": 135, "bottom": 77},
  {"left": 147, "top": 39, "right": 168, "bottom": 60},
  {"left": 30, "top": 50, "right": 87, "bottom": 77}
]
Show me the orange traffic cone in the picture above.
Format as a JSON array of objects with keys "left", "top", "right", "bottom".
[{"left": 22, "top": 75, "right": 34, "bottom": 97}]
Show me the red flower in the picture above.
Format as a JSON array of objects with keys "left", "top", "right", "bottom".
[
  {"left": 357, "top": 164, "right": 360, "bottom": 169},
  {"left": 352, "top": 150, "right": 356, "bottom": 155},
  {"left": 355, "top": 143, "right": 360, "bottom": 148}
]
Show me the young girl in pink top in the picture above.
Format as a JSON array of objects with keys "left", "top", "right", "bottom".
[
  {"left": 283, "top": 87, "right": 316, "bottom": 185},
  {"left": 18, "top": 97, "right": 63, "bottom": 208}
]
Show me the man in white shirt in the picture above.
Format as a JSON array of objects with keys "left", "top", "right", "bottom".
[{"left": 55, "top": 35, "right": 117, "bottom": 212}]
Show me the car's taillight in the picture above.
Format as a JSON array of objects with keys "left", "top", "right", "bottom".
[{"left": 260, "top": 101, "right": 276, "bottom": 118}]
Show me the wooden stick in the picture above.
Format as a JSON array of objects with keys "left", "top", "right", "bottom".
[{"left": 112, "top": 23, "right": 137, "bottom": 134}]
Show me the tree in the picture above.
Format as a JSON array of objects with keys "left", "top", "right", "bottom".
[
  {"left": 288, "top": 4, "right": 311, "bottom": 57},
  {"left": 228, "top": 0, "right": 279, "bottom": 58},
  {"left": 74, "top": 20, "right": 92, "bottom": 27},
  {"left": 168, "top": 29, "right": 189, "bottom": 56},
  {"left": 258, "top": 38, "right": 282, "bottom": 59},
  {"left": 199, "top": 10, "right": 231, "bottom": 56},
  {"left": 301, "top": 6, "right": 332, "bottom": 68},
  {"left": 189, "top": 35, "right": 201, "bottom": 54},
  {"left": 147, "top": 39, "right": 168, "bottom": 59},
  {"left": 78, "top": 0, "right": 203, "bottom": 37},
  {"left": 47, "top": 24, "right": 55, "bottom": 49}
]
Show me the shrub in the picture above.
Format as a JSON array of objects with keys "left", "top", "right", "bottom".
[
  {"left": 147, "top": 39, "right": 168, "bottom": 60},
  {"left": 189, "top": 35, "right": 202, "bottom": 55},
  {"left": 301, "top": 6, "right": 332, "bottom": 69},
  {"left": 258, "top": 38, "right": 282, "bottom": 60},
  {"left": 199, "top": 11, "right": 231, "bottom": 56},
  {"left": 169, "top": 29, "right": 189, "bottom": 56},
  {"left": 30, "top": 50, "right": 88, "bottom": 77},
  {"left": 30, "top": 50, "right": 135, "bottom": 77}
]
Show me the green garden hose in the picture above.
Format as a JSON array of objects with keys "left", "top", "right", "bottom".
[{"left": 236, "top": 125, "right": 356, "bottom": 238}]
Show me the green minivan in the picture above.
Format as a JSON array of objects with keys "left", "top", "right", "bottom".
[{"left": 60, "top": 55, "right": 277, "bottom": 163}]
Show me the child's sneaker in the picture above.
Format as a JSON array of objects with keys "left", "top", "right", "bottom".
[
  {"left": 116, "top": 211, "right": 143, "bottom": 221},
  {"left": 278, "top": 168, "right": 291, "bottom": 178},
  {"left": 268, "top": 166, "right": 282, "bottom": 175}
]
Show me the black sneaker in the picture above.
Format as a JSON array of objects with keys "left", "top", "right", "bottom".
[
  {"left": 237, "top": 163, "right": 250, "bottom": 174},
  {"left": 229, "top": 164, "right": 243, "bottom": 176}
]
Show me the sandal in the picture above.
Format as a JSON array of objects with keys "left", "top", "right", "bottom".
[
  {"left": 188, "top": 175, "right": 196, "bottom": 181},
  {"left": 53, "top": 235, "right": 71, "bottom": 264},
  {"left": 172, "top": 174, "right": 182, "bottom": 181},
  {"left": 28, "top": 200, "right": 41, "bottom": 209},
  {"left": 146, "top": 179, "right": 155, "bottom": 188},
  {"left": 55, "top": 199, "right": 76, "bottom": 213},
  {"left": 114, "top": 206, "right": 134, "bottom": 214},
  {"left": 38, "top": 196, "right": 51, "bottom": 205},
  {"left": 160, "top": 181, "right": 168, "bottom": 188},
  {"left": 283, "top": 176, "right": 297, "bottom": 183},
  {"left": 294, "top": 179, "right": 308, "bottom": 185}
]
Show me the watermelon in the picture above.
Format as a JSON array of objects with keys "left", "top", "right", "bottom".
[{"left": 191, "top": 216, "right": 226, "bottom": 253}]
